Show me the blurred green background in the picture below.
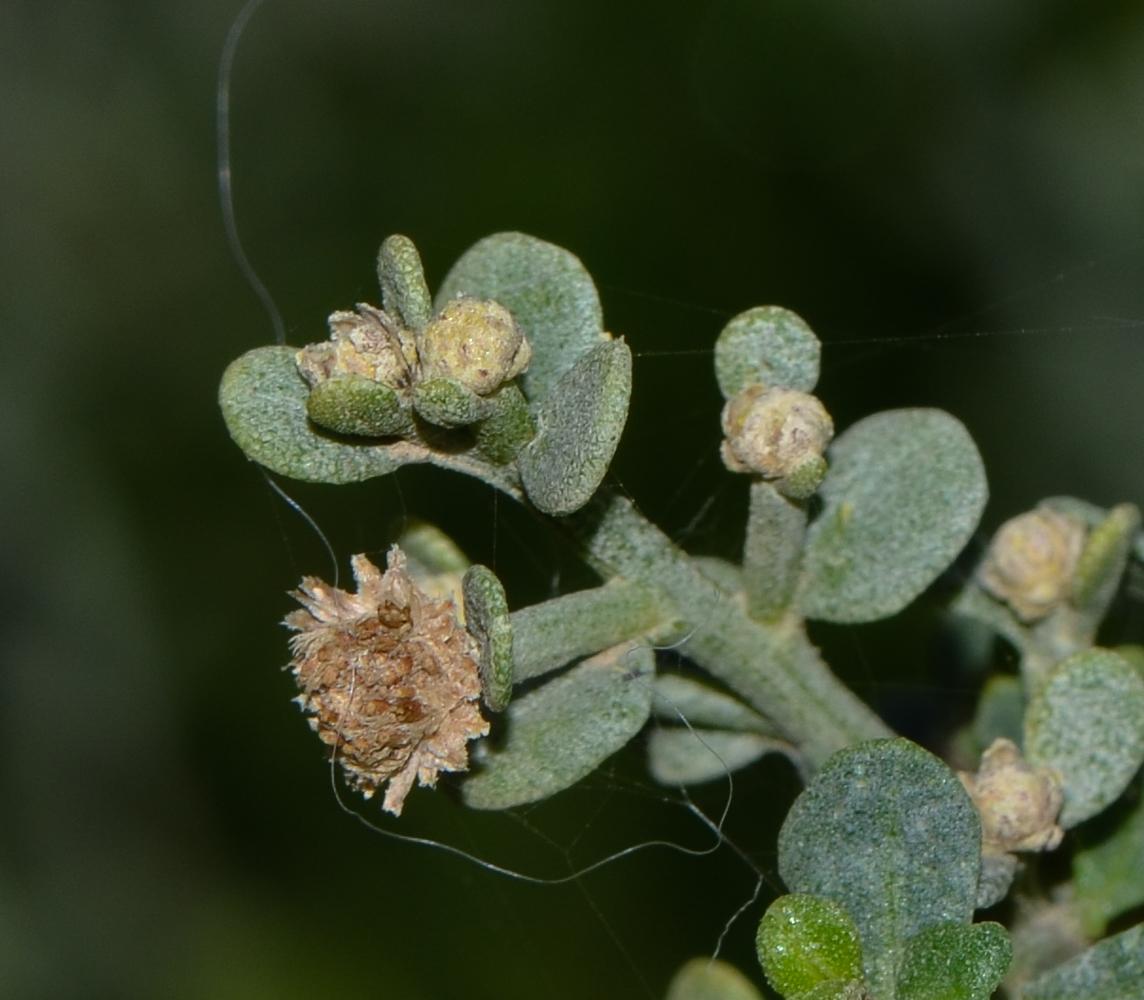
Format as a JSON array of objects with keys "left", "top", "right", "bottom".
[{"left": 5, "top": 0, "right": 1144, "bottom": 996}]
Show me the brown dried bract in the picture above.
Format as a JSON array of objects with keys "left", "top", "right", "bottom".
[{"left": 284, "top": 546, "right": 488, "bottom": 816}]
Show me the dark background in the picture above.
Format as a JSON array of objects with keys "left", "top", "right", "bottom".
[{"left": 5, "top": 1, "right": 1144, "bottom": 997}]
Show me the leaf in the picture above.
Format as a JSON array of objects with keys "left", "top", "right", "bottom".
[
  {"left": 650, "top": 674, "right": 778, "bottom": 734},
  {"left": 1021, "top": 923, "right": 1144, "bottom": 1000},
  {"left": 897, "top": 922, "right": 1011, "bottom": 1000},
  {"left": 971, "top": 675, "right": 1026, "bottom": 754},
  {"left": 798, "top": 409, "right": 988, "bottom": 624},
  {"left": 462, "top": 565, "right": 514, "bottom": 712},
  {"left": 462, "top": 643, "right": 652, "bottom": 809},
  {"left": 1070, "top": 503, "right": 1140, "bottom": 617},
  {"left": 219, "top": 346, "right": 416, "bottom": 484},
  {"left": 714, "top": 306, "right": 821, "bottom": 399},
  {"left": 665, "top": 958, "right": 764, "bottom": 1000},
  {"left": 377, "top": 234, "right": 433, "bottom": 331},
  {"left": 757, "top": 894, "right": 865, "bottom": 1000},
  {"left": 435, "top": 232, "right": 607, "bottom": 405},
  {"left": 778, "top": 739, "right": 981, "bottom": 1000},
  {"left": 518, "top": 339, "right": 632, "bottom": 515},
  {"left": 305, "top": 374, "right": 414, "bottom": 437},
  {"left": 474, "top": 384, "right": 536, "bottom": 464},
  {"left": 975, "top": 853, "right": 1019, "bottom": 912},
  {"left": 647, "top": 728, "right": 790, "bottom": 785},
  {"left": 411, "top": 377, "right": 492, "bottom": 428},
  {"left": 1024, "top": 648, "right": 1144, "bottom": 827},
  {"left": 1074, "top": 777, "right": 1144, "bottom": 937}
]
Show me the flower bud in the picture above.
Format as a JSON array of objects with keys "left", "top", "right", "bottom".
[
  {"left": 296, "top": 303, "right": 416, "bottom": 395},
  {"left": 417, "top": 296, "right": 531, "bottom": 396},
  {"left": 978, "top": 506, "right": 1086, "bottom": 622},
  {"left": 720, "top": 385, "right": 833, "bottom": 497},
  {"left": 958, "top": 738, "right": 1064, "bottom": 854}
]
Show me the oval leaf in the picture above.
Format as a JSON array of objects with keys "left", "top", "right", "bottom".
[
  {"left": 666, "top": 958, "right": 764, "bottom": 1000},
  {"left": 518, "top": 339, "right": 632, "bottom": 515},
  {"left": 898, "top": 921, "right": 1011, "bottom": 1000},
  {"left": 219, "top": 346, "right": 418, "bottom": 484},
  {"left": 714, "top": 306, "right": 821, "bottom": 399},
  {"left": 798, "top": 409, "right": 988, "bottom": 623},
  {"left": 436, "top": 232, "right": 607, "bottom": 405},
  {"left": 462, "top": 643, "right": 652, "bottom": 809},
  {"left": 1024, "top": 648, "right": 1144, "bottom": 828},
  {"left": 757, "top": 894, "right": 865, "bottom": 1000},
  {"left": 1074, "top": 776, "right": 1144, "bottom": 936},
  {"left": 778, "top": 739, "right": 981, "bottom": 1000},
  {"left": 647, "top": 728, "right": 789, "bottom": 785},
  {"left": 1022, "top": 923, "right": 1144, "bottom": 1000},
  {"left": 462, "top": 565, "right": 514, "bottom": 712}
]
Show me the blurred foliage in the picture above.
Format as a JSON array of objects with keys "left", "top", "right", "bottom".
[{"left": 5, "top": 0, "right": 1144, "bottom": 997}]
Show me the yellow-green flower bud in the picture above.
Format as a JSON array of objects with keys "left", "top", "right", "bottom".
[
  {"left": 958, "top": 737, "right": 1064, "bottom": 854},
  {"left": 417, "top": 296, "right": 531, "bottom": 396},
  {"left": 978, "top": 506, "right": 1086, "bottom": 622},
  {"left": 296, "top": 303, "right": 416, "bottom": 395},
  {"left": 720, "top": 385, "right": 833, "bottom": 497}
]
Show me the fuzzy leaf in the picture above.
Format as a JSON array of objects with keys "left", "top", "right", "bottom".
[
  {"left": 778, "top": 739, "right": 981, "bottom": 1000},
  {"left": 518, "top": 339, "right": 632, "bottom": 515},
  {"left": 757, "top": 894, "right": 865, "bottom": 1000},
  {"left": 647, "top": 728, "right": 789, "bottom": 785},
  {"left": 377, "top": 234, "right": 433, "bottom": 331},
  {"left": 412, "top": 377, "right": 491, "bottom": 428},
  {"left": 1024, "top": 648, "right": 1144, "bottom": 827},
  {"left": 971, "top": 676, "right": 1026, "bottom": 754},
  {"left": 650, "top": 674, "right": 777, "bottom": 734},
  {"left": 1070, "top": 503, "right": 1140, "bottom": 617},
  {"left": 714, "top": 306, "right": 821, "bottom": 399},
  {"left": 305, "top": 374, "right": 414, "bottom": 438},
  {"left": 1074, "top": 777, "right": 1144, "bottom": 936},
  {"left": 219, "top": 346, "right": 416, "bottom": 483},
  {"left": 1021, "top": 923, "right": 1144, "bottom": 1000},
  {"left": 462, "top": 643, "right": 652, "bottom": 809},
  {"left": 665, "top": 958, "right": 764, "bottom": 1000},
  {"left": 475, "top": 384, "right": 536, "bottom": 463},
  {"left": 462, "top": 565, "right": 514, "bottom": 712},
  {"left": 798, "top": 409, "right": 987, "bottom": 624},
  {"left": 897, "top": 922, "right": 1011, "bottom": 1000},
  {"left": 975, "top": 853, "right": 1019, "bottom": 912},
  {"left": 436, "top": 232, "right": 607, "bottom": 405}
]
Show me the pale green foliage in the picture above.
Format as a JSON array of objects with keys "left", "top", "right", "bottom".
[
  {"left": 798, "top": 410, "right": 988, "bottom": 624},
  {"left": 649, "top": 674, "right": 778, "bottom": 734},
  {"left": 1024, "top": 648, "right": 1144, "bottom": 827},
  {"left": 647, "top": 729, "right": 791, "bottom": 785},
  {"left": 714, "top": 305, "right": 821, "bottom": 398},
  {"left": 1022, "top": 923, "right": 1144, "bottom": 1000},
  {"left": 378, "top": 233, "right": 434, "bottom": 331},
  {"left": 1074, "top": 776, "right": 1144, "bottom": 937}
]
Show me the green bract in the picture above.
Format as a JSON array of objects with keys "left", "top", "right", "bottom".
[{"left": 757, "top": 894, "right": 864, "bottom": 1000}]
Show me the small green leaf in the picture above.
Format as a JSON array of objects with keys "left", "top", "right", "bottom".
[
  {"left": 518, "top": 339, "right": 632, "bottom": 515},
  {"left": 975, "top": 852, "right": 1019, "bottom": 912},
  {"left": 898, "top": 922, "right": 1011, "bottom": 1000},
  {"left": 436, "top": 232, "right": 607, "bottom": 405},
  {"left": 377, "top": 234, "right": 433, "bottom": 331},
  {"left": 1070, "top": 503, "right": 1140, "bottom": 616},
  {"left": 650, "top": 674, "right": 778, "bottom": 734},
  {"left": 647, "top": 728, "right": 790, "bottom": 785},
  {"left": 397, "top": 521, "right": 470, "bottom": 578},
  {"left": 757, "top": 894, "right": 864, "bottom": 1000},
  {"left": 778, "top": 739, "right": 981, "bottom": 1000},
  {"left": 462, "top": 565, "right": 514, "bottom": 712},
  {"left": 412, "top": 377, "right": 492, "bottom": 428},
  {"left": 462, "top": 643, "right": 652, "bottom": 809},
  {"left": 474, "top": 384, "right": 536, "bottom": 463},
  {"left": 1022, "top": 923, "right": 1144, "bottom": 1000},
  {"left": 1024, "top": 648, "right": 1144, "bottom": 827},
  {"left": 665, "top": 958, "right": 764, "bottom": 1000},
  {"left": 971, "top": 676, "right": 1026, "bottom": 754},
  {"left": 798, "top": 409, "right": 988, "bottom": 624},
  {"left": 714, "top": 306, "right": 821, "bottom": 399},
  {"left": 305, "top": 374, "right": 414, "bottom": 438},
  {"left": 1074, "top": 777, "right": 1144, "bottom": 937},
  {"left": 219, "top": 346, "right": 414, "bottom": 483}
]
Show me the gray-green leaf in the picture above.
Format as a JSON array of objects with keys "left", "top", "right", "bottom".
[
  {"left": 436, "top": 232, "right": 607, "bottom": 405},
  {"left": 798, "top": 409, "right": 988, "bottom": 624},
  {"left": 1022, "top": 924, "right": 1144, "bottom": 1000},
  {"left": 757, "top": 894, "right": 865, "bottom": 1000},
  {"left": 665, "top": 958, "right": 765, "bottom": 1000},
  {"left": 897, "top": 922, "right": 1011, "bottom": 1000},
  {"left": 647, "top": 728, "right": 790, "bottom": 785},
  {"left": 518, "top": 338, "right": 632, "bottom": 515},
  {"left": 714, "top": 306, "right": 821, "bottom": 399},
  {"left": 1074, "top": 776, "right": 1144, "bottom": 937},
  {"left": 219, "top": 346, "right": 415, "bottom": 483},
  {"left": 305, "top": 374, "right": 414, "bottom": 438},
  {"left": 650, "top": 674, "right": 778, "bottom": 734},
  {"left": 462, "top": 565, "right": 514, "bottom": 712},
  {"left": 462, "top": 643, "right": 652, "bottom": 809},
  {"left": 1024, "top": 648, "right": 1144, "bottom": 827},
  {"left": 778, "top": 739, "right": 981, "bottom": 1000}
]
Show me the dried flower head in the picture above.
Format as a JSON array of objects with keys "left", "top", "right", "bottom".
[
  {"left": 296, "top": 303, "right": 418, "bottom": 396},
  {"left": 720, "top": 385, "right": 833, "bottom": 498},
  {"left": 417, "top": 296, "right": 531, "bottom": 396},
  {"left": 284, "top": 546, "right": 488, "bottom": 816},
  {"left": 978, "top": 506, "right": 1086, "bottom": 622},
  {"left": 958, "top": 737, "right": 1064, "bottom": 855}
]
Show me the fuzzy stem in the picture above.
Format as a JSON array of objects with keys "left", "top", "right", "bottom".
[
  {"left": 567, "top": 494, "right": 893, "bottom": 767},
  {"left": 743, "top": 480, "right": 806, "bottom": 622}
]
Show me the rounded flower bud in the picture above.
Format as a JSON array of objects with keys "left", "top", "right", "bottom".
[
  {"left": 958, "top": 738, "right": 1064, "bottom": 854},
  {"left": 296, "top": 303, "right": 416, "bottom": 395},
  {"left": 720, "top": 385, "right": 833, "bottom": 498},
  {"left": 417, "top": 296, "right": 531, "bottom": 396},
  {"left": 978, "top": 506, "right": 1086, "bottom": 622}
]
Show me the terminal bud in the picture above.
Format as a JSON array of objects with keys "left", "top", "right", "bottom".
[{"left": 417, "top": 296, "right": 531, "bottom": 397}]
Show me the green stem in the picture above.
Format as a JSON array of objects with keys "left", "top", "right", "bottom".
[
  {"left": 567, "top": 494, "right": 892, "bottom": 768},
  {"left": 743, "top": 480, "right": 806, "bottom": 622}
]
